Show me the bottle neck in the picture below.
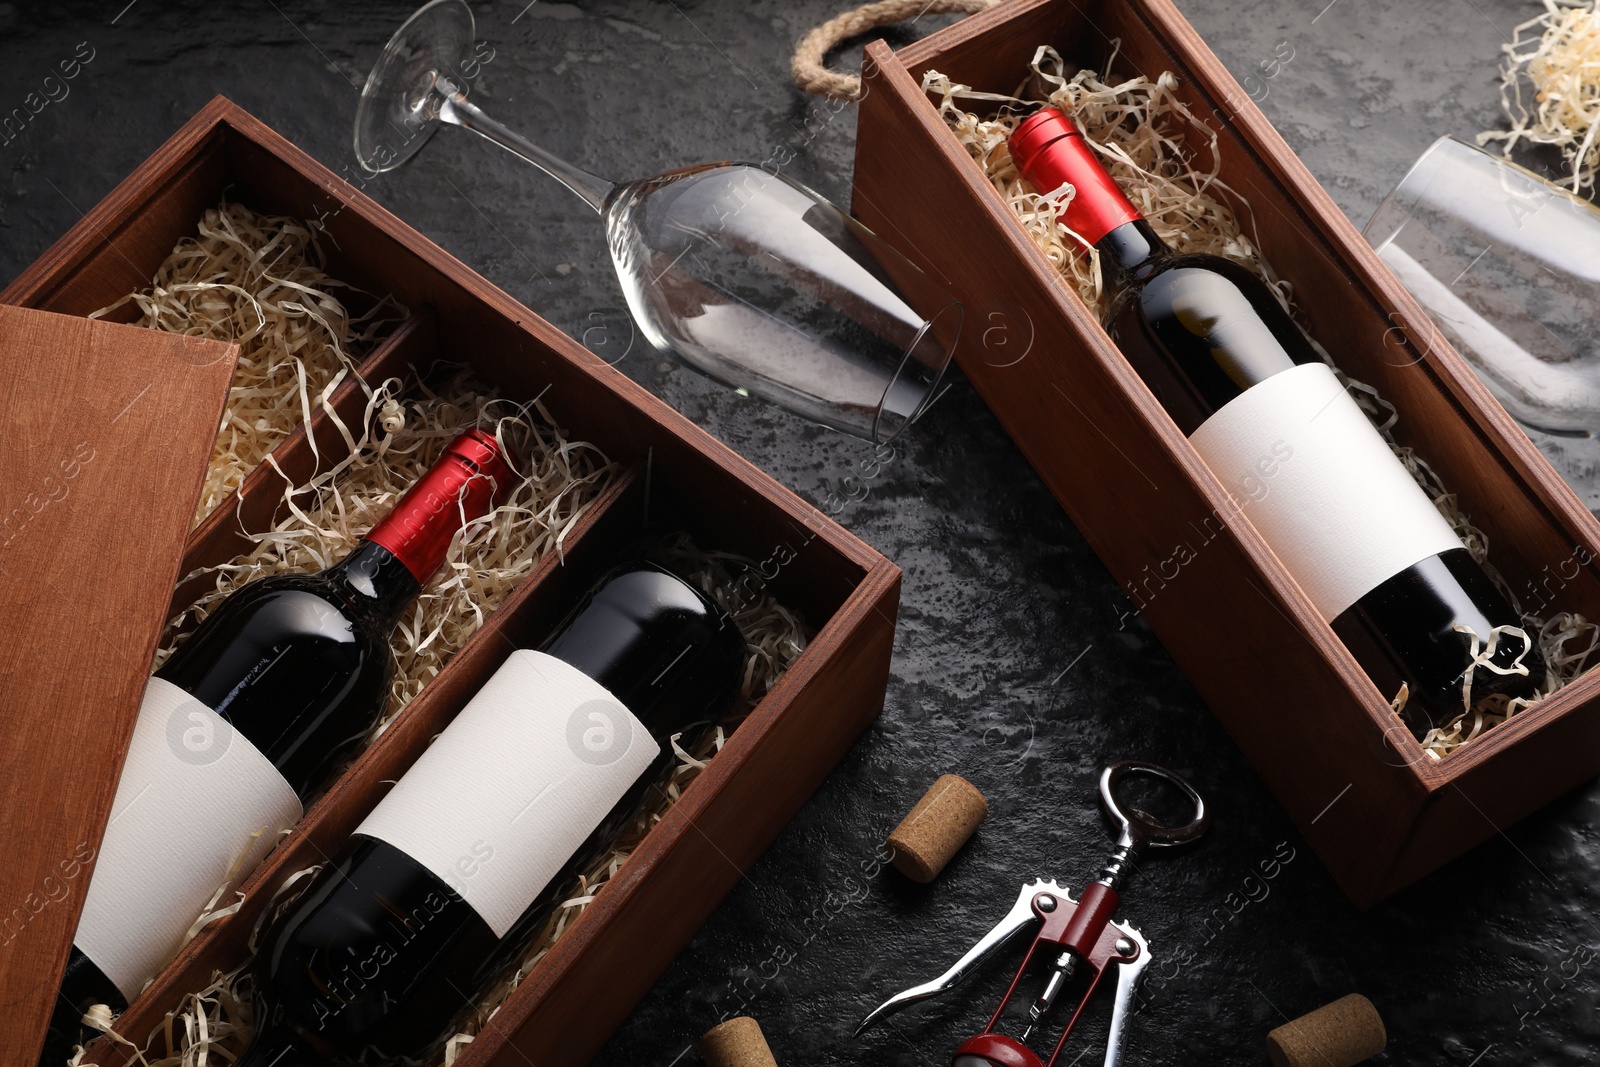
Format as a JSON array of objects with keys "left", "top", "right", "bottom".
[
  {"left": 362, "top": 429, "right": 516, "bottom": 585},
  {"left": 1096, "top": 218, "right": 1167, "bottom": 285},
  {"left": 1008, "top": 106, "right": 1170, "bottom": 280},
  {"left": 326, "top": 539, "right": 422, "bottom": 628}
]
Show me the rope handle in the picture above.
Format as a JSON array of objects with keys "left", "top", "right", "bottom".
[{"left": 791, "top": 0, "right": 998, "bottom": 101}]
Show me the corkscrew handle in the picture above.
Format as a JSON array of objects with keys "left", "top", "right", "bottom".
[{"left": 1095, "top": 761, "right": 1210, "bottom": 891}]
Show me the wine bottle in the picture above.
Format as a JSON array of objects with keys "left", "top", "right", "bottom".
[
  {"left": 41, "top": 431, "right": 515, "bottom": 1066},
  {"left": 222, "top": 561, "right": 746, "bottom": 1066},
  {"left": 1008, "top": 106, "right": 1545, "bottom": 733}
]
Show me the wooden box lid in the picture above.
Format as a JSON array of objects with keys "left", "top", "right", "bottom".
[{"left": 0, "top": 304, "right": 235, "bottom": 1052}]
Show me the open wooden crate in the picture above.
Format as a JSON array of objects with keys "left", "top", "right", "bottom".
[
  {"left": 851, "top": 0, "right": 1600, "bottom": 906},
  {"left": 3, "top": 96, "right": 900, "bottom": 1065}
]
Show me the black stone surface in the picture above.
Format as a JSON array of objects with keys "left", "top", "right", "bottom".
[{"left": 3, "top": 2, "right": 1597, "bottom": 1065}]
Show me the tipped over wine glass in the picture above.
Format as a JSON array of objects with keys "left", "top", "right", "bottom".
[
  {"left": 1364, "top": 136, "right": 1600, "bottom": 509},
  {"left": 354, "top": 0, "right": 960, "bottom": 444}
]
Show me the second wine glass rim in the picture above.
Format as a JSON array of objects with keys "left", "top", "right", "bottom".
[{"left": 874, "top": 299, "right": 962, "bottom": 444}]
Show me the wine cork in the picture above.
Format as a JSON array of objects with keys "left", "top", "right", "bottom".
[
  {"left": 700, "top": 1016, "right": 778, "bottom": 1067},
  {"left": 1266, "top": 994, "right": 1386, "bottom": 1067},
  {"left": 886, "top": 774, "right": 987, "bottom": 883}
]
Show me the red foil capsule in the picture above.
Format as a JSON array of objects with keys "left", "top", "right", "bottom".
[
  {"left": 1009, "top": 107, "right": 1143, "bottom": 247},
  {"left": 366, "top": 429, "right": 517, "bottom": 584}
]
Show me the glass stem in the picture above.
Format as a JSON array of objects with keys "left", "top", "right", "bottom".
[{"left": 437, "top": 88, "right": 614, "bottom": 213}]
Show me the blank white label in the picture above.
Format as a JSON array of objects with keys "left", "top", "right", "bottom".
[
  {"left": 1189, "top": 362, "right": 1464, "bottom": 620},
  {"left": 74, "top": 677, "right": 302, "bottom": 1001},
  {"left": 355, "top": 650, "right": 659, "bottom": 939}
]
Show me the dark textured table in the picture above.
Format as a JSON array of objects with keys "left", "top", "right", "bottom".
[{"left": 4, "top": 2, "right": 1596, "bottom": 1064}]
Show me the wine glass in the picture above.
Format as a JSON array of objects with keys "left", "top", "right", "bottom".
[
  {"left": 1365, "top": 136, "right": 1600, "bottom": 508},
  {"left": 354, "top": 0, "right": 960, "bottom": 444}
]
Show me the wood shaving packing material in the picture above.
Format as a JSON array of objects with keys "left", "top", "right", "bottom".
[
  {"left": 926, "top": 45, "right": 1600, "bottom": 757},
  {"left": 90, "top": 201, "right": 406, "bottom": 524},
  {"left": 1479, "top": 0, "right": 1600, "bottom": 192}
]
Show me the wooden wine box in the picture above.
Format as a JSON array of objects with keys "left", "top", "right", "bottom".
[
  {"left": 0, "top": 96, "right": 901, "bottom": 1066},
  {"left": 851, "top": 0, "right": 1600, "bottom": 907}
]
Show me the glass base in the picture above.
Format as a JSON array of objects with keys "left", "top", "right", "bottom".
[{"left": 354, "top": 0, "right": 475, "bottom": 174}]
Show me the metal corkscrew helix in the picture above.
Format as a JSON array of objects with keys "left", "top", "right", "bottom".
[{"left": 856, "top": 760, "right": 1210, "bottom": 1067}]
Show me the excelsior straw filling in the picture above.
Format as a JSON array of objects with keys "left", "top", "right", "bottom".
[
  {"left": 90, "top": 202, "right": 406, "bottom": 525},
  {"left": 1479, "top": 0, "right": 1600, "bottom": 192},
  {"left": 926, "top": 44, "right": 1600, "bottom": 758}
]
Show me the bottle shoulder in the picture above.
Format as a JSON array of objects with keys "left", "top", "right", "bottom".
[
  {"left": 1115, "top": 252, "right": 1279, "bottom": 311},
  {"left": 166, "top": 579, "right": 364, "bottom": 652},
  {"left": 171, "top": 544, "right": 419, "bottom": 655},
  {"left": 155, "top": 578, "right": 383, "bottom": 707},
  {"left": 1100, "top": 251, "right": 1321, "bottom": 429}
]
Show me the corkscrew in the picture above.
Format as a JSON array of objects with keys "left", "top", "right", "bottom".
[{"left": 856, "top": 760, "right": 1209, "bottom": 1067}]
